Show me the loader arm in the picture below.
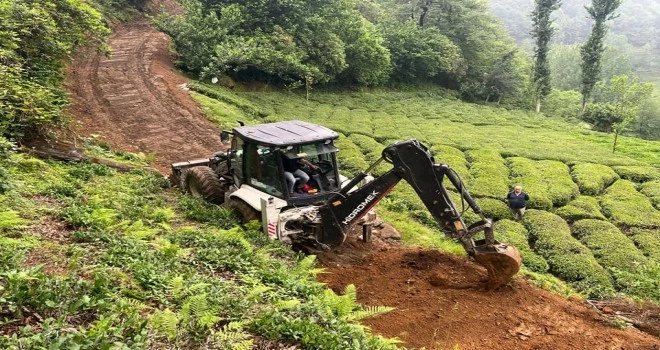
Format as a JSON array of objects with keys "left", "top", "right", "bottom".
[{"left": 318, "top": 139, "right": 521, "bottom": 287}]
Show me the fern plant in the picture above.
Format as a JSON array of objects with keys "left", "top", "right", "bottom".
[{"left": 212, "top": 321, "right": 253, "bottom": 350}]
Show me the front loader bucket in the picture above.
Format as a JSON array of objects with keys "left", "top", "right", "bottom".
[{"left": 473, "top": 240, "right": 522, "bottom": 289}]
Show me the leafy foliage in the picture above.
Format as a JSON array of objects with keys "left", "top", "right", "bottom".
[
  {"left": 571, "top": 163, "right": 619, "bottom": 195},
  {"left": 554, "top": 195, "right": 605, "bottom": 222},
  {"left": 0, "top": 0, "right": 108, "bottom": 139},
  {"left": 493, "top": 219, "right": 549, "bottom": 272},
  {"left": 600, "top": 180, "right": 660, "bottom": 228},
  {"left": 523, "top": 210, "right": 614, "bottom": 298},
  {"left": 639, "top": 180, "right": 660, "bottom": 210},
  {"left": 508, "top": 157, "right": 579, "bottom": 209},
  {"left": 629, "top": 228, "right": 660, "bottom": 263},
  {"left": 611, "top": 166, "right": 660, "bottom": 183}
]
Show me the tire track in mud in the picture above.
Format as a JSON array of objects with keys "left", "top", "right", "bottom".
[{"left": 67, "top": 19, "right": 221, "bottom": 173}]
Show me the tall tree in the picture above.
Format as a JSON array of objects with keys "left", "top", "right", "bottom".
[
  {"left": 530, "top": 0, "right": 561, "bottom": 113},
  {"left": 580, "top": 0, "right": 622, "bottom": 112}
]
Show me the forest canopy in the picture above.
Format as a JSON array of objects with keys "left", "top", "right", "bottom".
[{"left": 158, "top": 0, "right": 525, "bottom": 102}]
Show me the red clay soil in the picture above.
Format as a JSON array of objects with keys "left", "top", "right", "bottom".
[
  {"left": 65, "top": 18, "right": 222, "bottom": 173},
  {"left": 319, "top": 245, "right": 660, "bottom": 350}
]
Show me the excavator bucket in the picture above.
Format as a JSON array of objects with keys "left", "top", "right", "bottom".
[{"left": 473, "top": 240, "right": 522, "bottom": 289}]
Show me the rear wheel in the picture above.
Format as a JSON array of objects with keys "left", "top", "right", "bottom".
[
  {"left": 180, "top": 166, "right": 225, "bottom": 204},
  {"left": 227, "top": 198, "right": 260, "bottom": 223}
]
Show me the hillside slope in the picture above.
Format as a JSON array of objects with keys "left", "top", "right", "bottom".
[{"left": 39, "top": 9, "right": 660, "bottom": 350}]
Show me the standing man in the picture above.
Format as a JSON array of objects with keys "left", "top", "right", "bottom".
[{"left": 506, "top": 185, "right": 529, "bottom": 221}]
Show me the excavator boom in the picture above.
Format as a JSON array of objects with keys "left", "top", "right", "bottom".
[{"left": 319, "top": 140, "right": 521, "bottom": 288}]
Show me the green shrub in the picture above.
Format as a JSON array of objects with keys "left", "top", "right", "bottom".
[
  {"left": 571, "top": 163, "right": 619, "bottom": 195},
  {"left": 476, "top": 198, "right": 510, "bottom": 221},
  {"left": 493, "top": 219, "right": 549, "bottom": 273},
  {"left": 335, "top": 134, "right": 369, "bottom": 176},
  {"left": 347, "top": 134, "right": 392, "bottom": 176},
  {"left": 429, "top": 145, "right": 471, "bottom": 182},
  {"left": 508, "top": 157, "right": 578, "bottom": 209},
  {"left": 639, "top": 180, "right": 660, "bottom": 210},
  {"left": 611, "top": 166, "right": 660, "bottom": 183},
  {"left": 523, "top": 210, "right": 614, "bottom": 297},
  {"left": 465, "top": 149, "right": 509, "bottom": 199},
  {"left": 572, "top": 220, "right": 648, "bottom": 274},
  {"left": 629, "top": 228, "right": 660, "bottom": 263},
  {"left": 554, "top": 196, "right": 605, "bottom": 222},
  {"left": 600, "top": 180, "right": 660, "bottom": 228}
]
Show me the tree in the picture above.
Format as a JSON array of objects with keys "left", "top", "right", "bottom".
[
  {"left": 530, "top": 0, "right": 561, "bottom": 113},
  {"left": 581, "top": 74, "right": 653, "bottom": 152},
  {"left": 377, "top": 19, "right": 461, "bottom": 82},
  {"left": 580, "top": 0, "right": 622, "bottom": 112}
]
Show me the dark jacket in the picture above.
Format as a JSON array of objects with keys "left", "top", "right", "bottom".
[{"left": 507, "top": 191, "right": 529, "bottom": 209}]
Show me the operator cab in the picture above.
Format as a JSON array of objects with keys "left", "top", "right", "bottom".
[{"left": 230, "top": 121, "right": 341, "bottom": 205}]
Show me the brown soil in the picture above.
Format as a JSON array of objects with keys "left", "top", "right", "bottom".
[
  {"left": 319, "top": 246, "right": 660, "bottom": 349},
  {"left": 65, "top": 18, "right": 222, "bottom": 173}
]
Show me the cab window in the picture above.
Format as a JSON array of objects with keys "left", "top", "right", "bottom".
[{"left": 244, "top": 144, "right": 285, "bottom": 197}]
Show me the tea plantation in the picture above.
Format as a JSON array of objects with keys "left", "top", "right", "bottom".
[{"left": 190, "top": 83, "right": 660, "bottom": 302}]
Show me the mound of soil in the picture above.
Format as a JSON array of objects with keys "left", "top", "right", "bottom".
[{"left": 319, "top": 246, "right": 660, "bottom": 349}]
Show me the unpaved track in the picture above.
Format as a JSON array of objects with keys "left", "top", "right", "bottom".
[{"left": 66, "top": 19, "right": 221, "bottom": 173}]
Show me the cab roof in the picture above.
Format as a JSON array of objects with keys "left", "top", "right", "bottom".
[{"left": 233, "top": 120, "right": 339, "bottom": 147}]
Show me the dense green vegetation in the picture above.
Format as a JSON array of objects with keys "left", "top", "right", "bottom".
[
  {"left": 0, "top": 154, "right": 399, "bottom": 348},
  {"left": 0, "top": 0, "right": 109, "bottom": 141}
]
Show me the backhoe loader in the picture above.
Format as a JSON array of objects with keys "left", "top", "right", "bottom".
[{"left": 170, "top": 120, "right": 521, "bottom": 287}]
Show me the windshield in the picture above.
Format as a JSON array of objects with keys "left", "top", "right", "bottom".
[{"left": 282, "top": 142, "right": 338, "bottom": 159}]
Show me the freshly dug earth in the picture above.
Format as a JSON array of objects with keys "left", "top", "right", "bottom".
[
  {"left": 66, "top": 18, "right": 222, "bottom": 173},
  {"left": 319, "top": 244, "right": 660, "bottom": 350}
]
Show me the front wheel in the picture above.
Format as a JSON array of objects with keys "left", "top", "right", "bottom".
[
  {"left": 180, "top": 166, "right": 226, "bottom": 204},
  {"left": 226, "top": 198, "right": 260, "bottom": 223}
]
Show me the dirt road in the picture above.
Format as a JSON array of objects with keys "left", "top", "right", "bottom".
[{"left": 66, "top": 19, "right": 221, "bottom": 173}]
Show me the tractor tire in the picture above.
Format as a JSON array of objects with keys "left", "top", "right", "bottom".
[
  {"left": 227, "top": 198, "right": 261, "bottom": 223},
  {"left": 180, "top": 166, "right": 226, "bottom": 204}
]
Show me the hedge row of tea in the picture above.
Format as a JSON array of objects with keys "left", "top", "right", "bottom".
[
  {"left": 192, "top": 85, "right": 660, "bottom": 301},
  {"left": 0, "top": 155, "right": 399, "bottom": 348}
]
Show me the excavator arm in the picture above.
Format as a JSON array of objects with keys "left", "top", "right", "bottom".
[{"left": 318, "top": 139, "right": 521, "bottom": 287}]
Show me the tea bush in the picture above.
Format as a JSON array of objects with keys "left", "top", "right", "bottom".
[
  {"left": 554, "top": 196, "right": 605, "bottom": 222},
  {"left": 572, "top": 221, "right": 659, "bottom": 303},
  {"left": 476, "top": 198, "right": 510, "bottom": 221},
  {"left": 523, "top": 210, "right": 613, "bottom": 297},
  {"left": 508, "top": 157, "right": 578, "bottom": 209},
  {"left": 430, "top": 145, "right": 471, "bottom": 182},
  {"left": 629, "top": 228, "right": 660, "bottom": 263},
  {"left": 600, "top": 180, "right": 660, "bottom": 228},
  {"left": 347, "top": 134, "right": 392, "bottom": 176},
  {"left": 493, "top": 219, "right": 549, "bottom": 273},
  {"left": 572, "top": 220, "right": 648, "bottom": 274},
  {"left": 571, "top": 163, "right": 619, "bottom": 195},
  {"left": 465, "top": 149, "right": 510, "bottom": 199},
  {"left": 639, "top": 180, "right": 660, "bottom": 210},
  {"left": 335, "top": 133, "right": 370, "bottom": 176},
  {"left": 611, "top": 166, "right": 660, "bottom": 183}
]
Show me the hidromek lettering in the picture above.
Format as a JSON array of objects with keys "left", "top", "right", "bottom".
[{"left": 342, "top": 190, "right": 379, "bottom": 225}]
